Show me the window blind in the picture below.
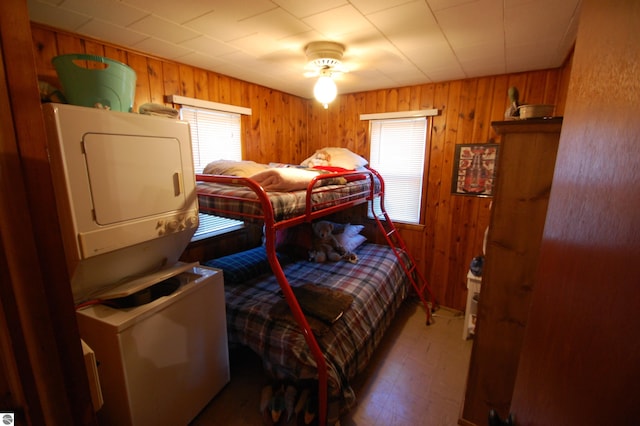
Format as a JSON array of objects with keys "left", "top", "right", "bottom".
[
  {"left": 180, "top": 105, "right": 244, "bottom": 238},
  {"left": 369, "top": 117, "right": 427, "bottom": 224},
  {"left": 180, "top": 106, "right": 242, "bottom": 173}
]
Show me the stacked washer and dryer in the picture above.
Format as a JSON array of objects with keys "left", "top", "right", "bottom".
[{"left": 44, "top": 103, "right": 229, "bottom": 426}]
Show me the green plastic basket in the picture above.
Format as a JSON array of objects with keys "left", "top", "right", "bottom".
[{"left": 52, "top": 54, "right": 136, "bottom": 112}]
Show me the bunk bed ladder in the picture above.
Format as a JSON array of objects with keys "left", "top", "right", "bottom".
[{"left": 372, "top": 208, "right": 438, "bottom": 325}]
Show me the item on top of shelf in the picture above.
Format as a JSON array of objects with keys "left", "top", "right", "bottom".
[
  {"left": 52, "top": 53, "right": 136, "bottom": 112},
  {"left": 517, "top": 104, "right": 555, "bottom": 119}
]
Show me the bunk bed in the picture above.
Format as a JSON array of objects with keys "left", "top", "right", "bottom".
[{"left": 195, "top": 150, "right": 436, "bottom": 425}]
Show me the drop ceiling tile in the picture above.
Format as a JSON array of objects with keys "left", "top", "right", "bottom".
[
  {"left": 179, "top": 36, "right": 237, "bottom": 57},
  {"left": 239, "top": 8, "right": 312, "bottom": 40},
  {"left": 434, "top": 0, "right": 503, "bottom": 47},
  {"left": 427, "top": 0, "right": 480, "bottom": 12},
  {"left": 173, "top": 51, "right": 228, "bottom": 72},
  {"left": 367, "top": 1, "right": 438, "bottom": 36},
  {"left": 128, "top": 15, "right": 201, "bottom": 44},
  {"left": 460, "top": 56, "right": 507, "bottom": 77},
  {"left": 272, "top": 0, "right": 348, "bottom": 18},
  {"left": 351, "top": 0, "right": 418, "bottom": 15},
  {"left": 183, "top": 10, "right": 257, "bottom": 42},
  {"left": 132, "top": 36, "right": 193, "bottom": 60},
  {"left": 122, "top": 0, "right": 215, "bottom": 24},
  {"left": 76, "top": 19, "right": 148, "bottom": 48},
  {"left": 27, "top": 0, "right": 90, "bottom": 32},
  {"left": 60, "top": 0, "right": 147, "bottom": 27},
  {"left": 302, "top": 5, "right": 375, "bottom": 38}
]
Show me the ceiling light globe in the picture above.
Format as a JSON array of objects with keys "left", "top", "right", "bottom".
[{"left": 314, "top": 76, "right": 337, "bottom": 107}]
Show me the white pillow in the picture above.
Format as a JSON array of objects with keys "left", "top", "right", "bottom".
[
  {"left": 335, "top": 232, "right": 367, "bottom": 253},
  {"left": 301, "top": 147, "right": 368, "bottom": 169},
  {"left": 342, "top": 224, "right": 364, "bottom": 237}
]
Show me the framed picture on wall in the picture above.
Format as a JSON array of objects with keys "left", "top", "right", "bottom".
[{"left": 451, "top": 143, "right": 499, "bottom": 197}]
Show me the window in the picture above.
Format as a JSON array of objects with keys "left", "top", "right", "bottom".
[
  {"left": 180, "top": 105, "right": 244, "bottom": 238},
  {"left": 368, "top": 117, "right": 427, "bottom": 224},
  {"left": 180, "top": 106, "right": 242, "bottom": 173}
]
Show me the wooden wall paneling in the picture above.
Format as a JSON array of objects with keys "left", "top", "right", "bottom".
[
  {"left": 397, "top": 86, "right": 411, "bottom": 111},
  {"left": 325, "top": 101, "right": 340, "bottom": 147},
  {"left": 217, "top": 74, "right": 231, "bottom": 104},
  {"left": 448, "top": 196, "right": 479, "bottom": 307},
  {"left": 31, "top": 26, "right": 58, "bottom": 84},
  {"left": 409, "top": 85, "right": 421, "bottom": 110},
  {"left": 103, "top": 45, "right": 126, "bottom": 64},
  {"left": 161, "top": 61, "right": 179, "bottom": 100},
  {"left": 419, "top": 83, "right": 436, "bottom": 110},
  {"left": 206, "top": 71, "right": 221, "bottom": 101},
  {"left": 423, "top": 82, "right": 449, "bottom": 296},
  {"left": 243, "top": 84, "right": 262, "bottom": 161},
  {"left": 521, "top": 70, "right": 549, "bottom": 105},
  {"left": 261, "top": 89, "right": 281, "bottom": 162},
  {"left": 178, "top": 63, "right": 195, "bottom": 98},
  {"left": 353, "top": 93, "right": 368, "bottom": 156},
  {"left": 283, "top": 94, "right": 295, "bottom": 161},
  {"left": 470, "top": 77, "right": 495, "bottom": 142},
  {"left": 541, "top": 69, "right": 561, "bottom": 106},
  {"left": 193, "top": 68, "right": 208, "bottom": 100},
  {"left": 54, "top": 32, "right": 83, "bottom": 55},
  {"left": 488, "top": 74, "right": 510, "bottom": 128},
  {"left": 384, "top": 88, "right": 398, "bottom": 110},
  {"left": 127, "top": 52, "right": 152, "bottom": 109},
  {"left": 83, "top": 41, "right": 105, "bottom": 69},
  {"left": 146, "top": 57, "right": 165, "bottom": 104},
  {"left": 375, "top": 89, "right": 386, "bottom": 113},
  {"left": 431, "top": 80, "right": 463, "bottom": 303},
  {"left": 229, "top": 78, "right": 249, "bottom": 106},
  {"left": 457, "top": 78, "right": 479, "bottom": 144},
  {"left": 364, "top": 90, "right": 377, "bottom": 113}
]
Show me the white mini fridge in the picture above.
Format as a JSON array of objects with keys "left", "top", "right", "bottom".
[{"left": 76, "top": 263, "right": 229, "bottom": 426}]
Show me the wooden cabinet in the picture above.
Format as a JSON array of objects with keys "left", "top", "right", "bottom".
[{"left": 460, "top": 118, "right": 562, "bottom": 425}]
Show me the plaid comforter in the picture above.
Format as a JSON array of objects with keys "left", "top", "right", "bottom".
[
  {"left": 196, "top": 176, "right": 376, "bottom": 222},
  {"left": 223, "top": 243, "right": 409, "bottom": 414}
]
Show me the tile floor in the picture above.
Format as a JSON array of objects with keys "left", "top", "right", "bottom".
[{"left": 191, "top": 299, "right": 472, "bottom": 426}]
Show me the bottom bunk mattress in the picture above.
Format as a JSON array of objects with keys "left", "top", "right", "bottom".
[{"left": 205, "top": 242, "right": 410, "bottom": 419}]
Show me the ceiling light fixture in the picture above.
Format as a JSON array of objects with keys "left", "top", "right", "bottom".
[
  {"left": 305, "top": 41, "right": 344, "bottom": 108},
  {"left": 313, "top": 70, "right": 337, "bottom": 109}
]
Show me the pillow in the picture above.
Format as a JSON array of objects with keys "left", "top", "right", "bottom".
[
  {"left": 342, "top": 224, "right": 364, "bottom": 237},
  {"left": 203, "top": 246, "right": 286, "bottom": 284},
  {"left": 335, "top": 232, "right": 367, "bottom": 253},
  {"left": 203, "top": 160, "right": 269, "bottom": 177},
  {"left": 301, "top": 147, "right": 368, "bottom": 169}
]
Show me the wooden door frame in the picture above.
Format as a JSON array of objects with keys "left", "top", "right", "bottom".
[{"left": 0, "top": 0, "right": 95, "bottom": 424}]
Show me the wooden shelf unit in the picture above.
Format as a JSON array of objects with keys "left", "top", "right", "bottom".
[{"left": 461, "top": 117, "right": 562, "bottom": 425}]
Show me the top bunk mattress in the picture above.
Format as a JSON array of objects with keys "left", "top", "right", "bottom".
[{"left": 196, "top": 169, "right": 378, "bottom": 223}]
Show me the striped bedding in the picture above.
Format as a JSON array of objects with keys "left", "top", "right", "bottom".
[
  {"left": 196, "top": 174, "right": 375, "bottom": 222},
  {"left": 222, "top": 243, "right": 409, "bottom": 415}
]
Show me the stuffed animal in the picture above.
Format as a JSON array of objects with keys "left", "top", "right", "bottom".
[{"left": 308, "top": 221, "right": 346, "bottom": 263}]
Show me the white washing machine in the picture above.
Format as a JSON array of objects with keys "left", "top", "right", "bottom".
[{"left": 76, "top": 262, "right": 229, "bottom": 426}]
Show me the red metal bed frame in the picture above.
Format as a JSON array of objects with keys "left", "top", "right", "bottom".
[{"left": 195, "top": 167, "right": 437, "bottom": 425}]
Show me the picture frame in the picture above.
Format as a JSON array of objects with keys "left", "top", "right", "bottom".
[{"left": 451, "top": 143, "right": 499, "bottom": 197}]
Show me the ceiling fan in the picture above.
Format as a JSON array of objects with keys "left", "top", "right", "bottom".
[
  {"left": 303, "top": 41, "right": 348, "bottom": 78},
  {"left": 304, "top": 41, "right": 347, "bottom": 108}
]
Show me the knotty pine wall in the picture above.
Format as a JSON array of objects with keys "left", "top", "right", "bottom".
[{"left": 31, "top": 22, "right": 571, "bottom": 311}]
